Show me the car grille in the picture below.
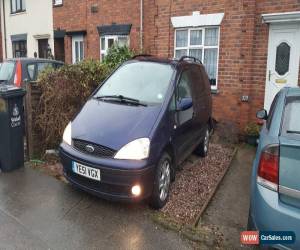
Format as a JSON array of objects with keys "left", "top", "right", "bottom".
[{"left": 73, "top": 139, "right": 116, "bottom": 158}]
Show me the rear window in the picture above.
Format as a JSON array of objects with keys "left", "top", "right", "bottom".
[
  {"left": 27, "top": 62, "right": 56, "bottom": 81},
  {"left": 282, "top": 97, "right": 300, "bottom": 137},
  {"left": 0, "top": 61, "right": 15, "bottom": 82}
]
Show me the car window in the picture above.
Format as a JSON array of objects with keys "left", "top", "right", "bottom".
[
  {"left": 0, "top": 61, "right": 15, "bottom": 82},
  {"left": 27, "top": 63, "right": 36, "bottom": 81},
  {"left": 177, "top": 70, "right": 192, "bottom": 100},
  {"left": 266, "top": 93, "right": 279, "bottom": 130},
  {"left": 176, "top": 70, "right": 194, "bottom": 125},
  {"left": 37, "top": 63, "right": 52, "bottom": 72},
  {"left": 95, "top": 62, "right": 174, "bottom": 105},
  {"left": 169, "top": 93, "right": 176, "bottom": 111},
  {"left": 282, "top": 97, "right": 300, "bottom": 137}
]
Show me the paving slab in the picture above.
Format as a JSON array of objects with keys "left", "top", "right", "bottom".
[
  {"left": 199, "top": 144, "right": 257, "bottom": 249},
  {"left": 0, "top": 167, "right": 192, "bottom": 250}
]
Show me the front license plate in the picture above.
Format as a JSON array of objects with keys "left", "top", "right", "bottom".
[{"left": 72, "top": 162, "right": 101, "bottom": 181}]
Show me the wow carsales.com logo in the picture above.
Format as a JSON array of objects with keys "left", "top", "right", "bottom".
[{"left": 241, "top": 231, "right": 296, "bottom": 245}]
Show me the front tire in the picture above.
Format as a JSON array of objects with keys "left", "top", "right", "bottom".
[{"left": 149, "top": 153, "right": 172, "bottom": 209}]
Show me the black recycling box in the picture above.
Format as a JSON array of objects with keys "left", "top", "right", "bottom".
[{"left": 0, "top": 85, "right": 26, "bottom": 172}]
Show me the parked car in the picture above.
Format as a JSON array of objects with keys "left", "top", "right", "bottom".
[
  {"left": 0, "top": 58, "right": 63, "bottom": 87},
  {"left": 59, "top": 55, "right": 213, "bottom": 209},
  {"left": 248, "top": 87, "right": 300, "bottom": 249}
]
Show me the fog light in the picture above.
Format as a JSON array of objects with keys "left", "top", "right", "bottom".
[{"left": 131, "top": 185, "right": 141, "bottom": 196}]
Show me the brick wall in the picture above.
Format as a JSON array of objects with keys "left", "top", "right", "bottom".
[
  {"left": 53, "top": 0, "right": 141, "bottom": 64},
  {"left": 53, "top": 0, "right": 300, "bottom": 132}
]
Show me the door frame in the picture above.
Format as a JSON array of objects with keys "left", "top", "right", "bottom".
[
  {"left": 72, "top": 35, "right": 84, "bottom": 64},
  {"left": 264, "top": 21, "right": 300, "bottom": 111}
]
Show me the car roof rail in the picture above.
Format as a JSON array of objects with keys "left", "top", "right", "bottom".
[
  {"left": 131, "top": 54, "right": 153, "bottom": 59},
  {"left": 179, "top": 56, "right": 202, "bottom": 64}
]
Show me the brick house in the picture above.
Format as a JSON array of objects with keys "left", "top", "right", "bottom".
[
  {"left": 53, "top": 0, "right": 300, "bottom": 132},
  {"left": 1, "top": 0, "right": 55, "bottom": 59}
]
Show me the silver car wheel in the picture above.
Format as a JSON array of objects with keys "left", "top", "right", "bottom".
[
  {"left": 204, "top": 129, "right": 210, "bottom": 153},
  {"left": 159, "top": 160, "right": 171, "bottom": 202}
]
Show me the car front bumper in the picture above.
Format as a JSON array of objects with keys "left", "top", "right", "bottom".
[
  {"left": 250, "top": 184, "right": 300, "bottom": 250},
  {"left": 59, "top": 143, "right": 156, "bottom": 202}
]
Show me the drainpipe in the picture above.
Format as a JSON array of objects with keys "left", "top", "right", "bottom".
[
  {"left": 140, "top": 0, "right": 143, "bottom": 52},
  {"left": 2, "top": 0, "right": 7, "bottom": 59}
]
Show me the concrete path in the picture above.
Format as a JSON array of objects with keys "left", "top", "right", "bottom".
[
  {"left": 199, "top": 144, "right": 256, "bottom": 249},
  {"left": 0, "top": 167, "right": 192, "bottom": 250}
]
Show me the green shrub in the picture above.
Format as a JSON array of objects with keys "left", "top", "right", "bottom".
[
  {"left": 244, "top": 122, "right": 261, "bottom": 137},
  {"left": 103, "top": 45, "right": 134, "bottom": 70},
  {"left": 35, "top": 59, "right": 110, "bottom": 151}
]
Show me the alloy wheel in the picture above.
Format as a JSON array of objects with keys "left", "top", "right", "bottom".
[
  {"left": 159, "top": 160, "right": 171, "bottom": 201},
  {"left": 204, "top": 129, "right": 210, "bottom": 153}
]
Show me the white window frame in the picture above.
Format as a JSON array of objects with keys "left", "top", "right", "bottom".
[
  {"left": 11, "top": 0, "right": 26, "bottom": 14},
  {"left": 72, "top": 35, "right": 84, "bottom": 64},
  {"left": 174, "top": 26, "right": 220, "bottom": 90},
  {"left": 100, "top": 35, "right": 129, "bottom": 61},
  {"left": 53, "top": 0, "right": 63, "bottom": 6}
]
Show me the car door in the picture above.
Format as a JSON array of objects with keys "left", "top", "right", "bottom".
[
  {"left": 279, "top": 95, "right": 300, "bottom": 209},
  {"left": 173, "top": 68, "right": 196, "bottom": 163},
  {"left": 189, "top": 65, "right": 211, "bottom": 143}
]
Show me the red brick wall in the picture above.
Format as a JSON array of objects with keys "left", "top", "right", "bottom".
[
  {"left": 145, "top": 0, "right": 300, "bottom": 131},
  {"left": 146, "top": 0, "right": 258, "bottom": 130},
  {"left": 53, "top": 0, "right": 300, "bottom": 132},
  {"left": 53, "top": 0, "right": 141, "bottom": 64}
]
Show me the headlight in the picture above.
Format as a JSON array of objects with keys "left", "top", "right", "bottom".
[
  {"left": 63, "top": 122, "right": 72, "bottom": 146},
  {"left": 114, "top": 138, "right": 150, "bottom": 160}
]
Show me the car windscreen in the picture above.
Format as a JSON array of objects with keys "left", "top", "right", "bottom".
[
  {"left": 282, "top": 97, "right": 300, "bottom": 136},
  {"left": 0, "top": 61, "right": 15, "bottom": 82},
  {"left": 95, "top": 62, "right": 174, "bottom": 105}
]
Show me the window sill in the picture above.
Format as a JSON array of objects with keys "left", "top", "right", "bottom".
[
  {"left": 53, "top": 4, "right": 63, "bottom": 8},
  {"left": 211, "top": 89, "right": 219, "bottom": 95},
  {"left": 10, "top": 11, "right": 26, "bottom": 16}
]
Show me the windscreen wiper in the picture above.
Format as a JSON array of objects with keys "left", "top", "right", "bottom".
[
  {"left": 287, "top": 130, "right": 300, "bottom": 134},
  {"left": 94, "top": 95, "right": 147, "bottom": 106}
]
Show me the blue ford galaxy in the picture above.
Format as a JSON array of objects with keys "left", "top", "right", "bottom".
[{"left": 59, "top": 55, "right": 213, "bottom": 209}]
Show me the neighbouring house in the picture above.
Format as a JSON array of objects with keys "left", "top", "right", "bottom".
[
  {"left": 0, "top": 0, "right": 55, "bottom": 60},
  {"left": 52, "top": 0, "right": 300, "bottom": 133}
]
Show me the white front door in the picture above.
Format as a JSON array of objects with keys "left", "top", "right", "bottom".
[
  {"left": 72, "top": 35, "right": 84, "bottom": 64},
  {"left": 264, "top": 23, "right": 300, "bottom": 111}
]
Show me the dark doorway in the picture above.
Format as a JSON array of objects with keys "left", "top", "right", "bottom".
[
  {"left": 38, "top": 39, "right": 48, "bottom": 58},
  {"left": 54, "top": 38, "right": 65, "bottom": 62}
]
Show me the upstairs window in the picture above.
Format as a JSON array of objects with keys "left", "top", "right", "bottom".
[
  {"left": 174, "top": 27, "right": 220, "bottom": 89},
  {"left": 53, "top": 0, "right": 63, "bottom": 6},
  {"left": 11, "top": 0, "right": 26, "bottom": 14},
  {"left": 100, "top": 36, "right": 129, "bottom": 61}
]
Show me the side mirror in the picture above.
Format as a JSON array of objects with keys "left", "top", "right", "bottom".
[
  {"left": 256, "top": 109, "right": 268, "bottom": 120},
  {"left": 177, "top": 97, "right": 193, "bottom": 111}
]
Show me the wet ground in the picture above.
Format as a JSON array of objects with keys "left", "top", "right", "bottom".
[
  {"left": 0, "top": 167, "right": 193, "bottom": 250},
  {"left": 199, "top": 144, "right": 257, "bottom": 249}
]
